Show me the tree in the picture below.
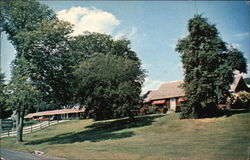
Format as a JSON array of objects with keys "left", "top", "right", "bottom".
[
  {"left": 69, "top": 33, "right": 139, "bottom": 65},
  {"left": 14, "top": 19, "right": 74, "bottom": 109},
  {"left": 5, "top": 58, "right": 40, "bottom": 142},
  {"left": 1, "top": 0, "right": 73, "bottom": 141},
  {"left": 1, "top": 0, "right": 74, "bottom": 109},
  {"left": 74, "top": 54, "right": 145, "bottom": 121},
  {"left": 176, "top": 15, "right": 247, "bottom": 118},
  {"left": 0, "top": 0, "right": 55, "bottom": 53},
  {"left": 0, "top": 72, "right": 12, "bottom": 119}
]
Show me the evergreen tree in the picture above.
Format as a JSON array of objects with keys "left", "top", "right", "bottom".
[{"left": 176, "top": 15, "right": 247, "bottom": 118}]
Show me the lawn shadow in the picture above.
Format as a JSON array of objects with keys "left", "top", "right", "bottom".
[
  {"left": 222, "top": 108, "right": 249, "bottom": 117},
  {"left": 26, "top": 114, "right": 164, "bottom": 145}
]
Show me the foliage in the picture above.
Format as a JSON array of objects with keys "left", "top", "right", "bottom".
[
  {"left": 1, "top": 0, "right": 66, "bottom": 142},
  {"left": 0, "top": 72, "right": 12, "bottom": 119},
  {"left": 0, "top": 0, "right": 56, "bottom": 51},
  {"left": 176, "top": 15, "right": 247, "bottom": 118},
  {"left": 74, "top": 54, "right": 145, "bottom": 121},
  {"left": 1, "top": 0, "right": 74, "bottom": 109},
  {"left": 69, "top": 32, "right": 139, "bottom": 66},
  {"left": 14, "top": 19, "right": 74, "bottom": 108},
  {"left": 227, "top": 91, "right": 250, "bottom": 109},
  {"left": 1, "top": 0, "right": 145, "bottom": 124},
  {"left": 71, "top": 33, "right": 145, "bottom": 121},
  {"left": 5, "top": 58, "right": 41, "bottom": 142}
]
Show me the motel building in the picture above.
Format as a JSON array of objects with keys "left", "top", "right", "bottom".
[
  {"left": 24, "top": 107, "right": 85, "bottom": 121},
  {"left": 141, "top": 74, "right": 249, "bottom": 114}
]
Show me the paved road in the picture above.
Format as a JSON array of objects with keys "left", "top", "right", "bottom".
[{"left": 1, "top": 149, "right": 67, "bottom": 160}]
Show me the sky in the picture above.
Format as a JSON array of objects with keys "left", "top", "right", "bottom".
[{"left": 1, "top": 1, "right": 250, "bottom": 94}]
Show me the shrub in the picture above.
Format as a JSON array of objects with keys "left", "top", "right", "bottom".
[{"left": 227, "top": 91, "right": 250, "bottom": 109}]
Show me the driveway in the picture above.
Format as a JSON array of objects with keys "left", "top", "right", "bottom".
[{"left": 1, "top": 149, "right": 67, "bottom": 160}]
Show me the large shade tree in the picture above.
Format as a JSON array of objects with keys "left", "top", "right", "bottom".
[
  {"left": 15, "top": 19, "right": 74, "bottom": 108},
  {"left": 1, "top": 0, "right": 74, "bottom": 109},
  {"left": 1, "top": 0, "right": 74, "bottom": 142},
  {"left": 176, "top": 15, "right": 247, "bottom": 118},
  {"left": 5, "top": 58, "right": 41, "bottom": 142},
  {"left": 74, "top": 54, "right": 145, "bottom": 121},
  {"left": 69, "top": 33, "right": 144, "bottom": 120}
]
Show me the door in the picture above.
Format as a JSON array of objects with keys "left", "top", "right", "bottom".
[{"left": 170, "top": 98, "right": 176, "bottom": 111}]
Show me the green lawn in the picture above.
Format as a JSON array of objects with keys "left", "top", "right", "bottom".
[{"left": 1, "top": 112, "right": 250, "bottom": 160}]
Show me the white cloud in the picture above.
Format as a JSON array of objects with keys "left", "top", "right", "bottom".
[
  {"left": 113, "top": 25, "right": 138, "bottom": 40},
  {"left": 227, "top": 43, "right": 241, "bottom": 49},
  {"left": 231, "top": 43, "right": 241, "bottom": 49},
  {"left": 57, "top": 6, "right": 120, "bottom": 36},
  {"left": 168, "top": 43, "right": 176, "bottom": 50},
  {"left": 234, "top": 32, "right": 249, "bottom": 39},
  {"left": 141, "top": 78, "right": 165, "bottom": 94}
]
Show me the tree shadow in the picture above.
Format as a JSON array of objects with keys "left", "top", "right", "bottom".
[
  {"left": 26, "top": 114, "right": 164, "bottom": 145},
  {"left": 222, "top": 108, "right": 249, "bottom": 117}
]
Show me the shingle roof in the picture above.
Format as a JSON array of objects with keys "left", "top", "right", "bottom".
[
  {"left": 144, "top": 75, "right": 248, "bottom": 103},
  {"left": 144, "top": 80, "right": 185, "bottom": 103},
  {"left": 229, "top": 74, "right": 249, "bottom": 92},
  {"left": 229, "top": 75, "right": 243, "bottom": 92},
  {"left": 24, "top": 108, "right": 85, "bottom": 119}
]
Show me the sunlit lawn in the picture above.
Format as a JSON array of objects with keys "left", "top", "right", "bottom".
[{"left": 1, "top": 112, "right": 250, "bottom": 160}]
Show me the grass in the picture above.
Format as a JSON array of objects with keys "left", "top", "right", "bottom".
[{"left": 1, "top": 112, "right": 250, "bottom": 160}]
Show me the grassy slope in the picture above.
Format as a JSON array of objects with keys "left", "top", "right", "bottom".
[{"left": 1, "top": 113, "right": 250, "bottom": 160}]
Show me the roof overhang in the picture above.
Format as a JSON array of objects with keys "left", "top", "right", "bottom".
[{"left": 152, "top": 100, "right": 165, "bottom": 105}]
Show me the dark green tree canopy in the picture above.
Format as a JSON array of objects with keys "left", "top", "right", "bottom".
[
  {"left": 1, "top": 0, "right": 67, "bottom": 141},
  {"left": 13, "top": 19, "right": 74, "bottom": 108},
  {"left": 69, "top": 32, "right": 139, "bottom": 65},
  {"left": 176, "top": 15, "right": 247, "bottom": 118},
  {"left": 74, "top": 53, "right": 145, "bottom": 121},
  {"left": 0, "top": 0, "right": 56, "bottom": 51}
]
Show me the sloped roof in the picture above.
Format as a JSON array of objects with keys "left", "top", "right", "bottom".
[
  {"left": 144, "top": 74, "right": 249, "bottom": 103},
  {"left": 144, "top": 80, "right": 185, "bottom": 103},
  {"left": 229, "top": 75, "right": 241, "bottom": 92},
  {"left": 24, "top": 108, "right": 85, "bottom": 119},
  {"left": 229, "top": 74, "right": 249, "bottom": 92}
]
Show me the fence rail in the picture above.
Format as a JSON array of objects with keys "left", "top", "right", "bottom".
[{"left": 0, "top": 120, "right": 66, "bottom": 138}]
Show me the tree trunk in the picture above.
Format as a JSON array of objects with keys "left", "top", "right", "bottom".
[
  {"left": 95, "top": 109, "right": 103, "bottom": 121},
  {"left": 16, "top": 110, "right": 24, "bottom": 142},
  {"left": 127, "top": 109, "right": 135, "bottom": 123}
]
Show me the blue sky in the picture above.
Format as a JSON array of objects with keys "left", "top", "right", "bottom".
[{"left": 1, "top": 1, "right": 250, "bottom": 94}]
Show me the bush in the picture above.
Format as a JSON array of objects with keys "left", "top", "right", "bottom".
[
  {"left": 227, "top": 91, "right": 250, "bottom": 109},
  {"left": 180, "top": 104, "right": 193, "bottom": 119},
  {"left": 163, "top": 108, "right": 168, "bottom": 113},
  {"left": 176, "top": 106, "right": 181, "bottom": 112},
  {"left": 148, "top": 106, "right": 156, "bottom": 113}
]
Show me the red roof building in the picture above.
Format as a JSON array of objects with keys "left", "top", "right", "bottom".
[{"left": 24, "top": 107, "right": 85, "bottom": 120}]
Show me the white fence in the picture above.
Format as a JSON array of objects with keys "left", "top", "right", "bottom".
[{"left": 0, "top": 120, "right": 66, "bottom": 138}]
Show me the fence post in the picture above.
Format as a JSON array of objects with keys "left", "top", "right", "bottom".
[
  {"left": 48, "top": 120, "right": 50, "bottom": 126},
  {"left": 31, "top": 125, "right": 32, "bottom": 133},
  {"left": 40, "top": 123, "right": 42, "bottom": 130},
  {"left": 7, "top": 130, "right": 9, "bottom": 137}
]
